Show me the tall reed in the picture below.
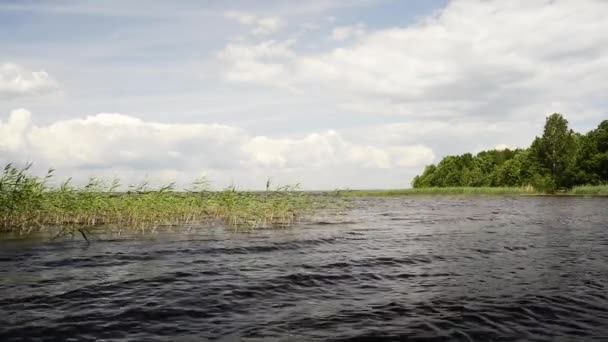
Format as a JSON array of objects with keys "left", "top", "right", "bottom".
[{"left": 0, "top": 164, "right": 318, "bottom": 236}]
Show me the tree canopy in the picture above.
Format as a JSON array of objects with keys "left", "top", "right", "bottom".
[{"left": 412, "top": 114, "right": 608, "bottom": 192}]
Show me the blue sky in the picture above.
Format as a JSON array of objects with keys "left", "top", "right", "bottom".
[{"left": 1, "top": 0, "right": 607, "bottom": 189}]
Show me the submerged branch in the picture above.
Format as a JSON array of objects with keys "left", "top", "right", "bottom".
[{"left": 78, "top": 229, "right": 90, "bottom": 244}]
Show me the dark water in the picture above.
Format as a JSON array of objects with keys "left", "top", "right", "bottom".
[{"left": 1, "top": 197, "right": 607, "bottom": 341}]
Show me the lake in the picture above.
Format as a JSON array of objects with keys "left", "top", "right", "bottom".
[{"left": 1, "top": 196, "right": 607, "bottom": 341}]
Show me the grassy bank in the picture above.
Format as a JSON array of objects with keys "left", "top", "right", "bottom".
[
  {"left": 340, "top": 186, "right": 540, "bottom": 197},
  {"left": 0, "top": 164, "right": 324, "bottom": 236},
  {"left": 340, "top": 185, "right": 608, "bottom": 197},
  {"left": 569, "top": 185, "right": 608, "bottom": 195}
]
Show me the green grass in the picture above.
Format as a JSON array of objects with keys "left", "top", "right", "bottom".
[
  {"left": 339, "top": 186, "right": 540, "bottom": 197},
  {"left": 340, "top": 185, "right": 608, "bottom": 197},
  {"left": 569, "top": 184, "right": 608, "bottom": 196},
  {"left": 0, "top": 163, "right": 328, "bottom": 237}
]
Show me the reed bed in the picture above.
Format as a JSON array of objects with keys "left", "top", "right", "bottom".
[{"left": 0, "top": 164, "right": 321, "bottom": 236}]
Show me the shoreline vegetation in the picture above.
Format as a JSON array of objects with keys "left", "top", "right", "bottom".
[
  {"left": 411, "top": 114, "right": 607, "bottom": 192},
  {"left": 339, "top": 185, "right": 608, "bottom": 197},
  {"left": 2, "top": 162, "right": 606, "bottom": 237},
  {"left": 0, "top": 163, "right": 339, "bottom": 237},
  {"left": 0, "top": 162, "right": 606, "bottom": 239}
]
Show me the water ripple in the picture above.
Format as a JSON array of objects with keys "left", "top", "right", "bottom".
[{"left": 1, "top": 196, "right": 607, "bottom": 341}]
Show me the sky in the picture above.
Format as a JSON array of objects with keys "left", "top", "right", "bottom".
[{"left": 1, "top": 0, "right": 607, "bottom": 190}]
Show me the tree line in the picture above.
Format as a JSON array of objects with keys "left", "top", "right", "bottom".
[{"left": 412, "top": 114, "right": 608, "bottom": 192}]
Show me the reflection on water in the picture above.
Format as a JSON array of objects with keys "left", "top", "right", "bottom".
[{"left": 1, "top": 196, "right": 607, "bottom": 341}]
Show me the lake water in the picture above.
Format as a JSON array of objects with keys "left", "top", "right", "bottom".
[{"left": 1, "top": 196, "right": 607, "bottom": 341}]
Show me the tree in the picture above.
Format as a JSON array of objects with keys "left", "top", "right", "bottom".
[
  {"left": 577, "top": 120, "right": 608, "bottom": 184},
  {"left": 535, "top": 113, "right": 577, "bottom": 189},
  {"left": 411, "top": 164, "right": 436, "bottom": 187},
  {"left": 410, "top": 114, "right": 605, "bottom": 191}
]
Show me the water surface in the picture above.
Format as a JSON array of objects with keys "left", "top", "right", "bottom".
[{"left": 1, "top": 196, "right": 607, "bottom": 341}]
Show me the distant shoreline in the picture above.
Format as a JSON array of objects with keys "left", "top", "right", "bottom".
[{"left": 338, "top": 185, "right": 608, "bottom": 197}]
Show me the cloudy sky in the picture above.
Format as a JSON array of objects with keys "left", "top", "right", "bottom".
[{"left": 1, "top": 0, "right": 607, "bottom": 189}]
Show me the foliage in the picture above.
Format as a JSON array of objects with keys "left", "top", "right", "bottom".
[
  {"left": 412, "top": 114, "right": 608, "bottom": 192},
  {"left": 0, "top": 164, "right": 325, "bottom": 236},
  {"left": 532, "top": 114, "right": 578, "bottom": 188}
]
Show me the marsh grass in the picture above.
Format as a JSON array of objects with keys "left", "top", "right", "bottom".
[
  {"left": 340, "top": 185, "right": 608, "bottom": 197},
  {"left": 339, "top": 186, "right": 541, "bottom": 197},
  {"left": 569, "top": 184, "right": 608, "bottom": 196},
  {"left": 0, "top": 163, "right": 325, "bottom": 237}
]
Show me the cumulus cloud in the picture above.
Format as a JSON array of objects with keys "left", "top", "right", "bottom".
[
  {"left": 0, "top": 109, "right": 434, "bottom": 189},
  {"left": 225, "top": 11, "right": 284, "bottom": 35},
  {"left": 330, "top": 23, "right": 366, "bottom": 41},
  {"left": 0, "top": 63, "right": 58, "bottom": 100},
  {"left": 217, "top": 40, "right": 296, "bottom": 87},
  {"left": 242, "top": 130, "right": 433, "bottom": 169},
  {"left": 26, "top": 113, "right": 247, "bottom": 170},
  {"left": 218, "top": 0, "right": 608, "bottom": 122},
  {"left": 0, "top": 109, "right": 31, "bottom": 158}
]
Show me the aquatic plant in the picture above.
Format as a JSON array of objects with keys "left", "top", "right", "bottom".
[{"left": 0, "top": 163, "right": 322, "bottom": 236}]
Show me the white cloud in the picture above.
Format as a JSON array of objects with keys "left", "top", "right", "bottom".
[
  {"left": 0, "top": 109, "right": 434, "bottom": 189},
  {"left": 224, "top": 11, "right": 284, "bottom": 35},
  {"left": 0, "top": 63, "right": 58, "bottom": 100},
  {"left": 255, "top": 17, "right": 282, "bottom": 35},
  {"left": 217, "top": 40, "right": 296, "bottom": 87},
  {"left": 242, "top": 130, "right": 433, "bottom": 169},
  {"left": 26, "top": 113, "right": 246, "bottom": 170},
  {"left": 218, "top": 0, "right": 608, "bottom": 124},
  {"left": 0, "top": 109, "right": 31, "bottom": 156},
  {"left": 224, "top": 11, "right": 256, "bottom": 25},
  {"left": 331, "top": 23, "right": 366, "bottom": 41},
  {"left": 343, "top": 118, "right": 548, "bottom": 160}
]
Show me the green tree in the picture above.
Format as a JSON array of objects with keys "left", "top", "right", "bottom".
[
  {"left": 493, "top": 149, "right": 543, "bottom": 187},
  {"left": 577, "top": 120, "right": 608, "bottom": 184},
  {"left": 412, "top": 164, "right": 436, "bottom": 187},
  {"left": 410, "top": 114, "right": 605, "bottom": 192},
  {"left": 534, "top": 113, "right": 577, "bottom": 188}
]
